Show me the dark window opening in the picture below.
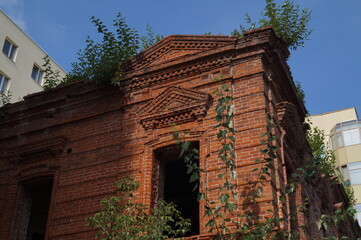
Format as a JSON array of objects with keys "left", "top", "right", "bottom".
[
  {"left": 16, "top": 177, "right": 53, "bottom": 240},
  {"left": 155, "top": 142, "right": 200, "bottom": 237}
]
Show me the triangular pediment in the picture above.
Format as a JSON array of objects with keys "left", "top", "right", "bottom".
[
  {"left": 139, "top": 86, "right": 212, "bottom": 130},
  {"left": 125, "top": 35, "right": 237, "bottom": 72}
]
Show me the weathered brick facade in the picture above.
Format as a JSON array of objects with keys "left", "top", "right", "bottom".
[{"left": 0, "top": 27, "right": 359, "bottom": 239}]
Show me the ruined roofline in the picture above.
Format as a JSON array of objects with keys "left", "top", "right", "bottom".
[
  {"left": 124, "top": 26, "right": 289, "bottom": 72},
  {"left": 0, "top": 27, "right": 304, "bottom": 130}
]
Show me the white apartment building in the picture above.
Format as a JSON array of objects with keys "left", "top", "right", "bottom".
[{"left": 0, "top": 9, "right": 66, "bottom": 103}]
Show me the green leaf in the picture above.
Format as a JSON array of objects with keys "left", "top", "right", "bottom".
[
  {"left": 172, "top": 132, "right": 179, "bottom": 140},
  {"left": 260, "top": 131, "right": 270, "bottom": 138},
  {"left": 206, "top": 219, "right": 216, "bottom": 228},
  {"left": 221, "top": 194, "right": 230, "bottom": 204},
  {"left": 190, "top": 172, "right": 199, "bottom": 183},
  {"left": 186, "top": 165, "right": 194, "bottom": 174},
  {"left": 180, "top": 141, "right": 190, "bottom": 157},
  {"left": 228, "top": 135, "right": 235, "bottom": 142},
  {"left": 260, "top": 149, "right": 268, "bottom": 154},
  {"left": 191, "top": 148, "right": 199, "bottom": 155},
  {"left": 226, "top": 202, "right": 235, "bottom": 213},
  {"left": 268, "top": 151, "right": 277, "bottom": 158},
  {"left": 197, "top": 192, "right": 204, "bottom": 201}
]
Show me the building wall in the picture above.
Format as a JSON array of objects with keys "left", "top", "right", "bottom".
[
  {"left": 0, "top": 10, "right": 66, "bottom": 103},
  {"left": 0, "top": 27, "right": 359, "bottom": 239}
]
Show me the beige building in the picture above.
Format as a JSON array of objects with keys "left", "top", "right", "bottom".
[
  {"left": 0, "top": 10, "right": 66, "bottom": 103},
  {"left": 310, "top": 107, "right": 361, "bottom": 224}
]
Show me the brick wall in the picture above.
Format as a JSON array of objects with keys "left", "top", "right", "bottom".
[{"left": 0, "top": 27, "right": 359, "bottom": 239}]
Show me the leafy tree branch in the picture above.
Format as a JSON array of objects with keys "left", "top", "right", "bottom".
[{"left": 232, "top": 0, "right": 312, "bottom": 51}]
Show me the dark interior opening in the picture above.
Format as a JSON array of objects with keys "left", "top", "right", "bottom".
[
  {"left": 155, "top": 142, "right": 200, "bottom": 236},
  {"left": 19, "top": 177, "right": 54, "bottom": 240}
]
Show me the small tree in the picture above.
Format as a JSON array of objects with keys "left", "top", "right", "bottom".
[
  {"left": 232, "top": 0, "right": 312, "bottom": 50},
  {"left": 42, "top": 55, "right": 63, "bottom": 90},
  {"left": 0, "top": 90, "right": 11, "bottom": 107},
  {"left": 69, "top": 13, "right": 140, "bottom": 84},
  {"left": 87, "top": 176, "right": 190, "bottom": 240},
  {"left": 65, "top": 13, "right": 164, "bottom": 87}
]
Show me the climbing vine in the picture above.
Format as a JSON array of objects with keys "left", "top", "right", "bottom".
[{"left": 173, "top": 78, "right": 359, "bottom": 239}]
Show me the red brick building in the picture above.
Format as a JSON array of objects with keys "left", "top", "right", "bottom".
[{"left": 0, "top": 27, "right": 359, "bottom": 239}]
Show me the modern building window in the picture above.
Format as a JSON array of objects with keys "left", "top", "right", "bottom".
[
  {"left": 31, "top": 65, "right": 43, "bottom": 84},
  {"left": 0, "top": 73, "right": 9, "bottom": 92},
  {"left": 330, "top": 120, "right": 361, "bottom": 149},
  {"left": 349, "top": 162, "right": 361, "bottom": 185},
  {"left": 355, "top": 203, "right": 361, "bottom": 225},
  {"left": 2, "top": 38, "right": 17, "bottom": 60},
  {"left": 341, "top": 165, "right": 349, "bottom": 180},
  {"left": 336, "top": 133, "right": 343, "bottom": 147},
  {"left": 343, "top": 129, "right": 361, "bottom": 146}
]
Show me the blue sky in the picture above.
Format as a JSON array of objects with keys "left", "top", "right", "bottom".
[{"left": 1, "top": 0, "right": 360, "bottom": 115}]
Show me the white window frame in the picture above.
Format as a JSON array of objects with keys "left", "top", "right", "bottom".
[
  {"left": 355, "top": 203, "right": 361, "bottom": 225},
  {"left": 31, "top": 64, "right": 43, "bottom": 84},
  {"left": 2, "top": 38, "right": 17, "bottom": 61},
  {"left": 349, "top": 162, "right": 361, "bottom": 186},
  {"left": 0, "top": 73, "right": 10, "bottom": 92},
  {"left": 343, "top": 128, "right": 361, "bottom": 146}
]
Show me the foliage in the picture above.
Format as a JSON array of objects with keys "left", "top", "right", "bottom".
[
  {"left": 172, "top": 79, "right": 358, "bottom": 239},
  {"left": 67, "top": 13, "right": 163, "bottom": 86},
  {"left": 306, "top": 127, "right": 337, "bottom": 176},
  {"left": 69, "top": 13, "right": 140, "bottom": 84},
  {"left": 87, "top": 176, "right": 190, "bottom": 240},
  {"left": 174, "top": 80, "right": 289, "bottom": 239},
  {"left": 140, "top": 24, "right": 163, "bottom": 50},
  {"left": 232, "top": 0, "right": 312, "bottom": 50},
  {"left": 0, "top": 90, "right": 11, "bottom": 107},
  {"left": 295, "top": 80, "right": 305, "bottom": 105},
  {"left": 42, "top": 55, "right": 64, "bottom": 90},
  {"left": 316, "top": 207, "right": 356, "bottom": 233},
  {"left": 306, "top": 125, "right": 356, "bottom": 205}
]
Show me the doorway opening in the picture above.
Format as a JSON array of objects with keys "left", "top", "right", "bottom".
[
  {"left": 154, "top": 142, "right": 200, "bottom": 236},
  {"left": 16, "top": 176, "right": 54, "bottom": 240}
]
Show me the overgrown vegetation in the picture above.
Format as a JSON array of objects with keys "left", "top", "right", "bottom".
[
  {"left": 69, "top": 13, "right": 140, "bottom": 83},
  {"left": 41, "top": 0, "right": 312, "bottom": 90},
  {"left": 295, "top": 80, "right": 306, "bottom": 105},
  {"left": 87, "top": 176, "right": 190, "bottom": 240},
  {"left": 0, "top": 90, "right": 11, "bottom": 107},
  {"left": 306, "top": 125, "right": 356, "bottom": 205},
  {"left": 170, "top": 80, "right": 358, "bottom": 239},
  {"left": 42, "top": 55, "right": 62, "bottom": 90},
  {"left": 232, "top": 0, "right": 312, "bottom": 50}
]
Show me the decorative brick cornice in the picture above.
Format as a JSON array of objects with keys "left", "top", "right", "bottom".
[
  {"left": 121, "top": 27, "right": 288, "bottom": 93},
  {"left": 139, "top": 86, "right": 212, "bottom": 130},
  {"left": 122, "top": 53, "right": 235, "bottom": 92},
  {"left": 124, "top": 35, "right": 238, "bottom": 72},
  {"left": 6, "top": 136, "right": 68, "bottom": 166}
]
